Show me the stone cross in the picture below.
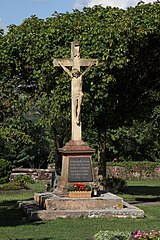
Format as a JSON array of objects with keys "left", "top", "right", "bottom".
[{"left": 53, "top": 41, "right": 98, "bottom": 141}]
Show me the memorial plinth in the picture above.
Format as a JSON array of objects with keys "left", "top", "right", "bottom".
[{"left": 54, "top": 140, "right": 95, "bottom": 197}]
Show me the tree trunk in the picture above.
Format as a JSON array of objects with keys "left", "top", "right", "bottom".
[{"left": 98, "top": 126, "right": 107, "bottom": 182}]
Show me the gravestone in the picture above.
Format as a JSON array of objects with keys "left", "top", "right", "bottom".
[{"left": 53, "top": 41, "right": 98, "bottom": 196}]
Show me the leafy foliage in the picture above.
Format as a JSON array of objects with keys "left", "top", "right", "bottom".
[
  {"left": 13, "top": 174, "right": 34, "bottom": 185},
  {"left": 0, "top": 181, "right": 25, "bottom": 190},
  {"left": 106, "top": 114, "right": 160, "bottom": 162},
  {"left": 0, "top": 182, "right": 21, "bottom": 190},
  {"left": 105, "top": 177, "right": 126, "bottom": 193},
  {"left": 0, "top": 3, "right": 159, "bottom": 174},
  {"left": 94, "top": 230, "right": 130, "bottom": 240},
  {"left": 131, "top": 230, "right": 160, "bottom": 240},
  {"left": 94, "top": 230, "right": 160, "bottom": 240},
  {"left": 0, "top": 158, "right": 12, "bottom": 184},
  {"left": 0, "top": 174, "right": 34, "bottom": 190}
]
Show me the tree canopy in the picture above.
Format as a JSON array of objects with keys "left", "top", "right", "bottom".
[{"left": 0, "top": 2, "right": 160, "bottom": 174}]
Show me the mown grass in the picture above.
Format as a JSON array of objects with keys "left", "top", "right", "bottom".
[
  {"left": 0, "top": 180, "right": 160, "bottom": 240},
  {"left": 119, "top": 180, "right": 160, "bottom": 202}
]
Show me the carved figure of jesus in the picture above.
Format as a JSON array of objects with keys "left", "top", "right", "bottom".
[{"left": 58, "top": 62, "right": 95, "bottom": 125}]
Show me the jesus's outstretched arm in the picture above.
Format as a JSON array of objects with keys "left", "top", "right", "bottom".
[{"left": 58, "top": 62, "right": 73, "bottom": 78}]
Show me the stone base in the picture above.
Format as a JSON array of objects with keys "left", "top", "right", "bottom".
[
  {"left": 19, "top": 203, "right": 144, "bottom": 221},
  {"left": 19, "top": 192, "right": 144, "bottom": 220},
  {"left": 43, "top": 192, "right": 123, "bottom": 211},
  {"left": 54, "top": 140, "right": 95, "bottom": 197}
]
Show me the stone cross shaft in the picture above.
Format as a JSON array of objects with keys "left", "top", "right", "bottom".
[{"left": 53, "top": 41, "right": 98, "bottom": 141}]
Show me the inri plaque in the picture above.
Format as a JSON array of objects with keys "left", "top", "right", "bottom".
[{"left": 68, "top": 157, "right": 93, "bottom": 182}]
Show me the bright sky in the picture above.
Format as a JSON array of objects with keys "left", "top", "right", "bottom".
[{"left": 0, "top": 0, "right": 155, "bottom": 32}]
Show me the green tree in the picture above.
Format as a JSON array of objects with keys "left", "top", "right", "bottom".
[{"left": 0, "top": 2, "right": 159, "bottom": 176}]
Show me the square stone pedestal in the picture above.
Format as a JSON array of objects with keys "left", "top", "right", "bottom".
[
  {"left": 44, "top": 192, "right": 123, "bottom": 210},
  {"left": 19, "top": 139, "right": 144, "bottom": 220},
  {"left": 53, "top": 140, "right": 95, "bottom": 197},
  {"left": 25, "top": 191, "right": 144, "bottom": 220}
]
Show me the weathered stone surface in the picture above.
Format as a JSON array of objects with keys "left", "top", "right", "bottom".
[
  {"left": 59, "top": 140, "right": 95, "bottom": 154},
  {"left": 106, "top": 166, "right": 160, "bottom": 180},
  {"left": 19, "top": 199, "right": 144, "bottom": 220},
  {"left": 34, "top": 192, "right": 53, "bottom": 208},
  {"left": 10, "top": 168, "right": 54, "bottom": 181},
  {"left": 45, "top": 193, "right": 123, "bottom": 211},
  {"left": 53, "top": 42, "right": 98, "bottom": 141},
  {"left": 53, "top": 148, "right": 94, "bottom": 197},
  {"left": 20, "top": 191, "right": 145, "bottom": 220}
]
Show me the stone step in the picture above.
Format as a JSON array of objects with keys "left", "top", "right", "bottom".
[
  {"left": 18, "top": 200, "right": 42, "bottom": 217},
  {"left": 34, "top": 192, "right": 54, "bottom": 208},
  {"left": 45, "top": 193, "right": 124, "bottom": 210},
  {"left": 19, "top": 201, "right": 144, "bottom": 220},
  {"left": 19, "top": 192, "right": 144, "bottom": 220},
  {"left": 34, "top": 192, "right": 124, "bottom": 210}
]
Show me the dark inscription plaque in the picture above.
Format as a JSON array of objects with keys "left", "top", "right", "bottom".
[{"left": 68, "top": 157, "right": 93, "bottom": 182}]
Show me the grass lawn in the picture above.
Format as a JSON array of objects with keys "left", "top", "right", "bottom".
[
  {"left": 0, "top": 180, "right": 160, "bottom": 240},
  {"left": 119, "top": 180, "right": 160, "bottom": 202}
]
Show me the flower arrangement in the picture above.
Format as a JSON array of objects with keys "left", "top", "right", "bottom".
[
  {"left": 131, "top": 230, "right": 160, "bottom": 240},
  {"left": 67, "top": 183, "right": 91, "bottom": 192}
]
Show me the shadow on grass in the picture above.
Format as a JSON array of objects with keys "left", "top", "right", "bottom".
[
  {"left": 135, "top": 196, "right": 160, "bottom": 202},
  {"left": 0, "top": 200, "right": 42, "bottom": 227},
  {"left": 125, "top": 186, "right": 160, "bottom": 196},
  {"left": 124, "top": 186, "right": 160, "bottom": 204}
]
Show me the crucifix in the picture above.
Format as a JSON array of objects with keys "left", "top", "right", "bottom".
[{"left": 53, "top": 41, "right": 98, "bottom": 141}]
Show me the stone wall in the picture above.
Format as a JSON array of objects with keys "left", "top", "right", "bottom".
[
  {"left": 106, "top": 166, "right": 160, "bottom": 180},
  {"left": 10, "top": 167, "right": 55, "bottom": 181},
  {"left": 10, "top": 165, "right": 160, "bottom": 181}
]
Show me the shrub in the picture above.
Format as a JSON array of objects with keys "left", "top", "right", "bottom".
[
  {"left": 13, "top": 175, "right": 34, "bottom": 188},
  {"left": 94, "top": 230, "right": 160, "bottom": 240},
  {"left": 0, "top": 158, "right": 12, "bottom": 184},
  {"left": 94, "top": 230, "right": 130, "bottom": 240},
  {"left": 0, "top": 175, "right": 35, "bottom": 190},
  {"left": 131, "top": 230, "right": 160, "bottom": 240},
  {"left": 0, "top": 181, "right": 24, "bottom": 190},
  {"left": 105, "top": 176, "right": 126, "bottom": 193}
]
